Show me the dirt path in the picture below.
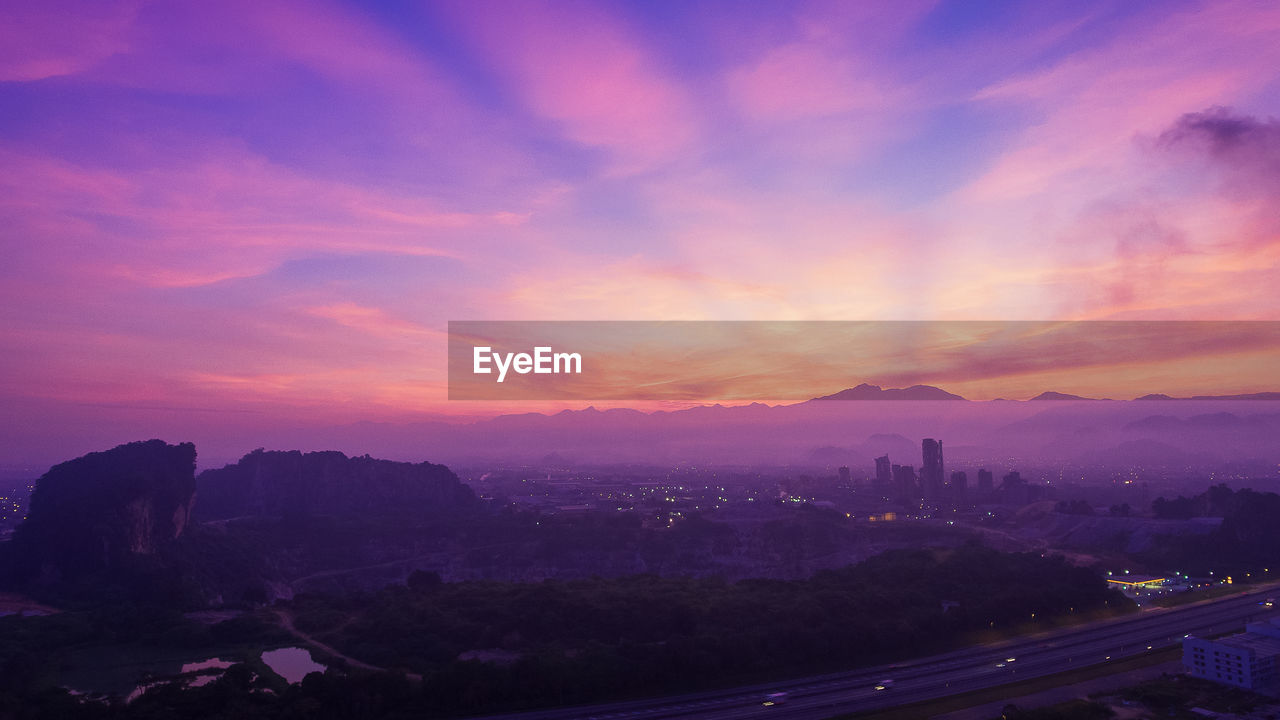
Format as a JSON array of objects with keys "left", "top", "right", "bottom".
[
  {"left": 0, "top": 591, "right": 60, "bottom": 616},
  {"left": 273, "top": 609, "right": 422, "bottom": 682},
  {"left": 288, "top": 551, "right": 449, "bottom": 589}
]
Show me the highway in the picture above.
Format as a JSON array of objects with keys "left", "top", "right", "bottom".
[{"left": 468, "top": 588, "right": 1278, "bottom": 720}]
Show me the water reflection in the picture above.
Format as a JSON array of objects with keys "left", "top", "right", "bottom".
[
  {"left": 122, "top": 657, "right": 234, "bottom": 702},
  {"left": 261, "top": 647, "right": 324, "bottom": 684},
  {"left": 67, "top": 647, "right": 326, "bottom": 702},
  {"left": 182, "top": 657, "right": 234, "bottom": 674}
]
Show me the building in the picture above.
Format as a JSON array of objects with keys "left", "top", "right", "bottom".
[
  {"left": 977, "top": 469, "right": 994, "bottom": 495},
  {"left": 874, "top": 455, "right": 892, "bottom": 496},
  {"left": 1106, "top": 574, "right": 1168, "bottom": 595},
  {"left": 892, "top": 464, "right": 917, "bottom": 504},
  {"left": 1000, "top": 471, "right": 1029, "bottom": 505},
  {"left": 921, "top": 439, "right": 944, "bottom": 500},
  {"left": 838, "top": 466, "right": 851, "bottom": 486},
  {"left": 949, "top": 470, "right": 968, "bottom": 503},
  {"left": 1184, "top": 617, "right": 1280, "bottom": 694}
]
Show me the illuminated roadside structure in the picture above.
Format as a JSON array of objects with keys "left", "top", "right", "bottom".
[
  {"left": 1105, "top": 574, "right": 1168, "bottom": 590},
  {"left": 1106, "top": 574, "right": 1172, "bottom": 604}
]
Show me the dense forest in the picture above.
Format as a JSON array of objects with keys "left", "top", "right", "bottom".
[
  {"left": 0, "top": 544, "right": 1131, "bottom": 718},
  {"left": 1142, "top": 485, "right": 1280, "bottom": 574}
]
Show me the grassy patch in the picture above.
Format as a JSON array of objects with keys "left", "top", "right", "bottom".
[
  {"left": 1152, "top": 585, "right": 1249, "bottom": 608},
  {"left": 1104, "top": 674, "right": 1272, "bottom": 719}
]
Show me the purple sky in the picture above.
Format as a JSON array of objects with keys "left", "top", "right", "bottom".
[{"left": 1, "top": 0, "right": 1279, "bottom": 448}]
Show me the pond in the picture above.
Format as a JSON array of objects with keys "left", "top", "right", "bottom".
[
  {"left": 261, "top": 647, "right": 325, "bottom": 684},
  {"left": 65, "top": 646, "right": 326, "bottom": 702}
]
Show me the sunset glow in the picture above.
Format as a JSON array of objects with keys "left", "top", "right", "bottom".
[{"left": 2, "top": 1, "right": 1279, "bottom": 461}]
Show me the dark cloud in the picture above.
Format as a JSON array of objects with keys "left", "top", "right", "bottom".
[
  {"left": 1157, "top": 106, "right": 1280, "bottom": 189},
  {"left": 1160, "top": 107, "right": 1274, "bottom": 150}
]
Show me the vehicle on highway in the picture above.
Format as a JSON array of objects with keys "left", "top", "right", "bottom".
[
  {"left": 874, "top": 679, "right": 895, "bottom": 691},
  {"left": 761, "top": 692, "right": 788, "bottom": 706}
]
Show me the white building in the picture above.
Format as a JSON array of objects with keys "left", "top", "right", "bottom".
[{"left": 1183, "top": 617, "right": 1280, "bottom": 694}]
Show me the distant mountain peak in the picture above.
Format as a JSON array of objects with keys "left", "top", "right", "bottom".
[
  {"left": 1134, "top": 392, "right": 1280, "bottom": 401},
  {"left": 1188, "top": 392, "right": 1280, "bottom": 401},
  {"left": 812, "top": 383, "right": 966, "bottom": 401},
  {"left": 1028, "top": 391, "right": 1101, "bottom": 401}
]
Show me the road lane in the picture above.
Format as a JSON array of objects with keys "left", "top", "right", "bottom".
[{"left": 467, "top": 588, "right": 1276, "bottom": 720}]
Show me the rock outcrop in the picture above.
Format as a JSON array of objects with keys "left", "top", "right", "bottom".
[
  {"left": 195, "top": 449, "right": 475, "bottom": 520},
  {"left": 9, "top": 440, "right": 197, "bottom": 580}
]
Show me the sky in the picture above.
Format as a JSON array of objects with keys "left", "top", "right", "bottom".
[{"left": 2, "top": 0, "right": 1279, "bottom": 453}]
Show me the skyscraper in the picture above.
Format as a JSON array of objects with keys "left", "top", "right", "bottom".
[
  {"left": 892, "top": 464, "right": 918, "bottom": 503},
  {"left": 921, "top": 439, "right": 944, "bottom": 500},
  {"left": 1001, "top": 471, "right": 1028, "bottom": 505},
  {"left": 950, "top": 470, "right": 968, "bottom": 503},
  {"left": 977, "top": 468, "right": 994, "bottom": 495},
  {"left": 874, "top": 455, "right": 892, "bottom": 495}
]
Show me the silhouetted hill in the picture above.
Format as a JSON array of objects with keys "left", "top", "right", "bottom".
[
  {"left": 1075, "top": 438, "right": 1213, "bottom": 468},
  {"left": 6, "top": 439, "right": 196, "bottom": 581},
  {"left": 151, "top": 393, "right": 1279, "bottom": 469},
  {"left": 1123, "top": 415, "right": 1186, "bottom": 432},
  {"left": 1029, "top": 391, "right": 1102, "bottom": 401},
  {"left": 195, "top": 449, "right": 476, "bottom": 520},
  {"left": 811, "top": 383, "right": 966, "bottom": 401},
  {"left": 1188, "top": 392, "right": 1280, "bottom": 401},
  {"left": 806, "top": 445, "right": 864, "bottom": 466},
  {"left": 1136, "top": 392, "right": 1280, "bottom": 401},
  {"left": 856, "top": 433, "right": 920, "bottom": 461}
]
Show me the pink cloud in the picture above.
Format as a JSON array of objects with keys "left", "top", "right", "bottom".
[
  {"left": 729, "top": 42, "right": 894, "bottom": 122},
  {"left": 0, "top": 1, "right": 138, "bottom": 81},
  {"left": 307, "top": 303, "right": 445, "bottom": 341},
  {"left": 925, "top": 2, "right": 1280, "bottom": 320},
  {"left": 2, "top": 0, "right": 1278, "bottom": 438},
  {"left": 724, "top": 1, "right": 934, "bottom": 124},
  {"left": 444, "top": 0, "right": 700, "bottom": 175},
  {"left": 0, "top": 142, "right": 526, "bottom": 289},
  {"left": 963, "top": 3, "right": 1280, "bottom": 203}
]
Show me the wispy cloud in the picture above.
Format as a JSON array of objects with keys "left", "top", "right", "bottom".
[{"left": 1, "top": 0, "right": 1278, "bottom": 439}]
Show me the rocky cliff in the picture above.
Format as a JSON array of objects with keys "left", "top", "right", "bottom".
[
  {"left": 195, "top": 449, "right": 476, "bottom": 520},
  {"left": 8, "top": 439, "right": 197, "bottom": 580}
]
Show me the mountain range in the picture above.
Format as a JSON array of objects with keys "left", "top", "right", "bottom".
[
  {"left": 810, "top": 383, "right": 966, "bottom": 401},
  {"left": 808, "top": 385, "right": 1279, "bottom": 402}
]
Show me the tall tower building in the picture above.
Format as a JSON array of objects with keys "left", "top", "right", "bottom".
[
  {"left": 892, "top": 464, "right": 918, "bottom": 504},
  {"left": 921, "top": 439, "right": 944, "bottom": 500},
  {"left": 874, "top": 455, "right": 892, "bottom": 495},
  {"left": 1001, "top": 471, "right": 1028, "bottom": 505},
  {"left": 977, "top": 469, "right": 994, "bottom": 495},
  {"left": 950, "top": 470, "right": 968, "bottom": 503}
]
